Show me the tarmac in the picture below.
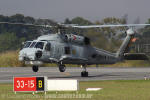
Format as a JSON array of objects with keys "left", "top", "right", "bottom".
[{"left": 0, "top": 67, "right": 150, "bottom": 83}]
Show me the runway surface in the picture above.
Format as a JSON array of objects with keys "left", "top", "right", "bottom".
[{"left": 0, "top": 67, "right": 150, "bottom": 83}]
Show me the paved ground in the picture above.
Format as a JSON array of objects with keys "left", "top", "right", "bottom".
[{"left": 0, "top": 67, "right": 150, "bottom": 83}]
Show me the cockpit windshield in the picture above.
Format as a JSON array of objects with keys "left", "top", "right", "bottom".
[
  {"left": 30, "top": 42, "right": 36, "bottom": 48},
  {"left": 24, "top": 41, "right": 45, "bottom": 49},
  {"left": 34, "top": 42, "right": 44, "bottom": 49},
  {"left": 23, "top": 41, "right": 32, "bottom": 48}
]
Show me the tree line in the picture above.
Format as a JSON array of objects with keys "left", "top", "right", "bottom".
[{"left": 0, "top": 14, "right": 149, "bottom": 54}]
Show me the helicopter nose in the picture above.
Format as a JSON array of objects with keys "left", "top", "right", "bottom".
[
  {"left": 19, "top": 51, "right": 26, "bottom": 61},
  {"left": 19, "top": 53, "right": 35, "bottom": 61},
  {"left": 19, "top": 48, "right": 38, "bottom": 61}
]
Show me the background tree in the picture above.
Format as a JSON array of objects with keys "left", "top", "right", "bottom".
[
  {"left": 71, "top": 17, "right": 92, "bottom": 25},
  {"left": 0, "top": 14, "right": 148, "bottom": 54},
  {"left": 0, "top": 32, "right": 19, "bottom": 52}
]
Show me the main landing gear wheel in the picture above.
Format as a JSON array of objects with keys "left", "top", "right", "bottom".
[
  {"left": 59, "top": 64, "right": 66, "bottom": 72},
  {"left": 81, "top": 71, "right": 88, "bottom": 77},
  {"left": 81, "top": 65, "right": 88, "bottom": 77},
  {"left": 32, "top": 65, "right": 39, "bottom": 72}
]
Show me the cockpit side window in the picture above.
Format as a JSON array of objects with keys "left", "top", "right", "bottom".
[
  {"left": 23, "top": 42, "right": 32, "bottom": 48},
  {"left": 35, "top": 42, "right": 44, "bottom": 49},
  {"left": 45, "top": 43, "right": 51, "bottom": 51}
]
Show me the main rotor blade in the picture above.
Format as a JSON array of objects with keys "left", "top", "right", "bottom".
[
  {"left": 0, "top": 22, "right": 53, "bottom": 28},
  {"left": 1, "top": 22, "right": 150, "bottom": 29},
  {"left": 72, "top": 24, "right": 150, "bottom": 28}
]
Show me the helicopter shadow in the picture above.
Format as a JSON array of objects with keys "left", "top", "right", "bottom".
[{"left": 48, "top": 73, "right": 121, "bottom": 79}]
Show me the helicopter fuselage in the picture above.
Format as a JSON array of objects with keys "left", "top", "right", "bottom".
[{"left": 19, "top": 33, "right": 118, "bottom": 65}]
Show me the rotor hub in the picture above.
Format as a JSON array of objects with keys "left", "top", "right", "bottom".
[{"left": 126, "top": 28, "right": 135, "bottom": 35}]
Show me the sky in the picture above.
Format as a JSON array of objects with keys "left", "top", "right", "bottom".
[{"left": 0, "top": 0, "right": 150, "bottom": 23}]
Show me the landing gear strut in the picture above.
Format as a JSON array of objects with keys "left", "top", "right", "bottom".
[
  {"left": 81, "top": 65, "right": 88, "bottom": 77},
  {"left": 59, "top": 64, "right": 66, "bottom": 72},
  {"left": 32, "top": 65, "right": 39, "bottom": 72}
]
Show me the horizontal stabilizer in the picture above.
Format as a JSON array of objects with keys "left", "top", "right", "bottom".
[{"left": 124, "top": 53, "right": 149, "bottom": 60}]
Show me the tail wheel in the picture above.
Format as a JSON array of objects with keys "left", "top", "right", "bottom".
[
  {"left": 32, "top": 65, "right": 39, "bottom": 72},
  {"left": 81, "top": 65, "right": 88, "bottom": 77},
  {"left": 59, "top": 65, "right": 66, "bottom": 72}
]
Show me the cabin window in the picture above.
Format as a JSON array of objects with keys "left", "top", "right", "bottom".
[
  {"left": 45, "top": 43, "right": 51, "bottom": 51},
  {"left": 65, "top": 47, "right": 70, "bottom": 54}
]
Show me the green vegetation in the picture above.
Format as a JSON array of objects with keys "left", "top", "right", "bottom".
[
  {"left": 0, "top": 14, "right": 149, "bottom": 53},
  {"left": 102, "top": 60, "right": 150, "bottom": 67},
  {"left": 0, "top": 14, "right": 133, "bottom": 52},
  {"left": 0, "top": 14, "right": 57, "bottom": 52},
  {"left": 0, "top": 14, "right": 149, "bottom": 67},
  {"left": 0, "top": 51, "right": 24, "bottom": 67},
  {"left": 1, "top": 80, "right": 150, "bottom": 100},
  {"left": 0, "top": 32, "right": 20, "bottom": 52}
]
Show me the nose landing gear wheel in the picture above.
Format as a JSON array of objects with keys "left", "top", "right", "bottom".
[
  {"left": 81, "top": 71, "right": 88, "bottom": 77},
  {"left": 59, "top": 64, "right": 66, "bottom": 72},
  {"left": 32, "top": 65, "right": 39, "bottom": 72}
]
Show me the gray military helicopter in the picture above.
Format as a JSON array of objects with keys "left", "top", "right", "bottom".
[{"left": 0, "top": 22, "right": 149, "bottom": 77}]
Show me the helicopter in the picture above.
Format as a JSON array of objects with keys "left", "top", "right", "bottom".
[{"left": 0, "top": 22, "right": 149, "bottom": 77}]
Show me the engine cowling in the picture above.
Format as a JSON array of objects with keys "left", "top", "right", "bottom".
[{"left": 66, "top": 34, "right": 90, "bottom": 45}]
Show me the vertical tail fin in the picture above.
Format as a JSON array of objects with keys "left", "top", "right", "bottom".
[{"left": 116, "top": 29, "right": 135, "bottom": 58}]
